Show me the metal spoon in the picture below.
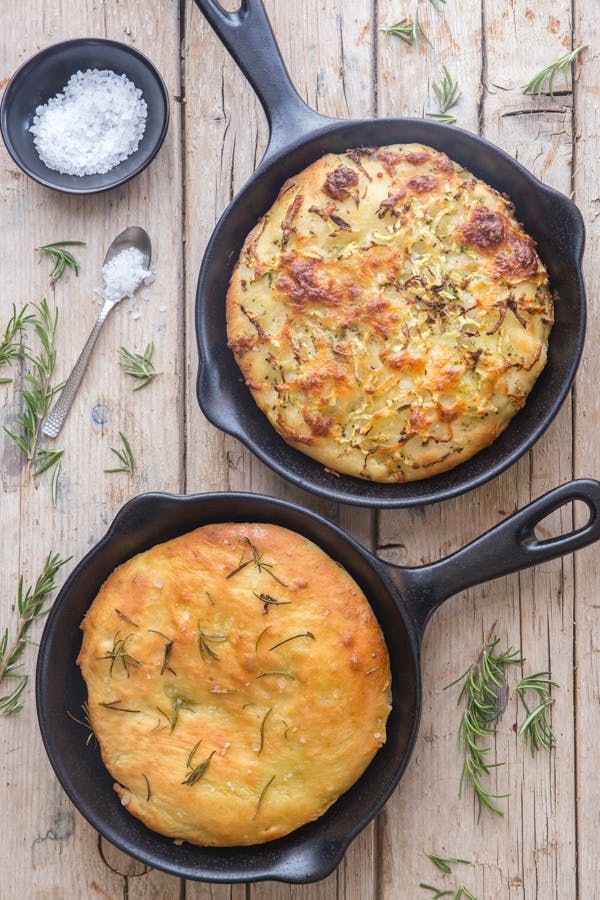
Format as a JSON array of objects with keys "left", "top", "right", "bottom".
[{"left": 42, "top": 226, "right": 152, "bottom": 439}]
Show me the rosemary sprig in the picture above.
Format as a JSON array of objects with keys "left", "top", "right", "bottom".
[
  {"left": 66, "top": 701, "right": 95, "bottom": 745},
  {"left": 182, "top": 749, "right": 215, "bottom": 786},
  {"left": 522, "top": 44, "right": 587, "bottom": 96},
  {"left": 381, "top": 13, "right": 432, "bottom": 48},
  {"left": 427, "top": 66, "right": 461, "bottom": 124},
  {"left": 37, "top": 240, "right": 85, "bottom": 282},
  {"left": 226, "top": 538, "right": 287, "bottom": 586},
  {"left": 514, "top": 672, "right": 558, "bottom": 754},
  {"left": 445, "top": 630, "right": 522, "bottom": 819},
  {"left": 3, "top": 298, "right": 64, "bottom": 480},
  {"left": 197, "top": 628, "right": 228, "bottom": 661},
  {"left": 428, "top": 0, "right": 446, "bottom": 9},
  {"left": 104, "top": 431, "right": 135, "bottom": 474},
  {"left": 0, "top": 304, "right": 34, "bottom": 382},
  {"left": 426, "top": 853, "right": 471, "bottom": 875},
  {"left": 98, "top": 632, "right": 142, "bottom": 677},
  {"left": 0, "top": 552, "right": 70, "bottom": 715},
  {"left": 119, "top": 343, "right": 161, "bottom": 391}
]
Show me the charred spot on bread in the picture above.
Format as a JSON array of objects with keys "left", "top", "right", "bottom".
[{"left": 323, "top": 165, "right": 359, "bottom": 200}]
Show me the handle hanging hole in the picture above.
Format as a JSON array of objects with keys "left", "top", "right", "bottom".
[{"left": 533, "top": 498, "right": 592, "bottom": 543}]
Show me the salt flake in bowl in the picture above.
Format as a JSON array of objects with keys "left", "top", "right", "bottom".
[
  {"left": 30, "top": 69, "right": 148, "bottom": 177},
  {"left": 0, "top": 38, "right": 169, "bottom": 194}
]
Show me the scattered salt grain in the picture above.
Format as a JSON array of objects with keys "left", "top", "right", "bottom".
[
  {"left": 30, "top": 69, "right": 147, "bottom": 176},
  {"left": 101, "top": 246, "right": 153, "bottom": 304}
]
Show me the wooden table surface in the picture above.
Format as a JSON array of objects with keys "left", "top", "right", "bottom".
[{"left": 1, "top": 1, "right": 599, "bottom": 898}]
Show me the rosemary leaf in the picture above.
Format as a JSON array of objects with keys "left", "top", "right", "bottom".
[
  {"left": 426, "top": 853, "right": 471, "bottom": 875},
  {"left": 37, "top": 240, "right": 86, "bottom": 282},
  {"left": 419, "top": 885, "right": 454, "bottom": 899},
  {"left": 142, "top": 773, "right": 152, "bottom": 801},
  {"left": 99, "top": 700, "right": 141, "bottom": 713},
  {"left": 187, "top": 739, "right": 203, "bottom": 769},
  {"left": 119, "top": 343, "right": 161, "bottom": 391},
  {"left": 522, "top": 44, "right": 586, "bottom": 96},
  {"left": 104, "top": 431, "right": 135, "bottom": 474},
  {"left": 258, "top": 707, "right": 272, "bottom": 753},
  {"left": 50, "top": 458, "right": 61, "bottom": 506},
  {"left": 268, "top": 632, "right": 315, "bottom": 652},
  {"left": 0, "top": 552, "right": 70, "bottom": 715},
  {"left": 115, "top": 609, "right": 139, "bottom": 628},
  {"left": 256, "top": 671, "right": 295, "bottom": 680},
  {"left": 253, "top": 775, "right": 275, "bottom": 819}
]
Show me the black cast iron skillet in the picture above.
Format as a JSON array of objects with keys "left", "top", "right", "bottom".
[
  {"left": 193, "top": 0, "right": 586, "bottom": 508},
  {"left": 37, "top": 479, "right": 600, "bottom": 883}
]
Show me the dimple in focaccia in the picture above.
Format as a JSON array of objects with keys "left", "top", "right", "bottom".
[{"left": 226, "top": 143, "right": 554, "bottom": 483}]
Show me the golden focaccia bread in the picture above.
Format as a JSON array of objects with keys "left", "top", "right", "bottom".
[
  {"left": 226, "top": 143, "right": 553, "bottom": 482},
  {"left": 77, "top": 522, "right": 391, "bottom": 846}
]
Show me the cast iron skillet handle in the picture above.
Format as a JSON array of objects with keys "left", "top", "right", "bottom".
[
  {"left": 395, "top": 479, "right": 600, "bottom": 636},
  {"left": 192, "top": 0, "right": 335, "bottom": 163}
]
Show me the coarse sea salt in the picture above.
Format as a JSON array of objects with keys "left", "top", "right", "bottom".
[
  {"left": 30, "top": 69, "right": 148, "bottom": 176},
  {"left": 102, "top": 247, "right": 153, "bottom": 304}
]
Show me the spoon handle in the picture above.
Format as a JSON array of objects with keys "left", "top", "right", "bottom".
[{"left": 42, "top": 298, "right": 117, "bottom": 438}]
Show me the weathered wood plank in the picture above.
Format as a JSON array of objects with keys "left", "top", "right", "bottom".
[
  {"left": 572, "top": 4, "right": 600, "bottom": 897},
  {"left": 376, "top": 0, "right": 576, "bottom": 897},
  {"left": 0, "top": 1, "right": 184, "bottom": 897}
]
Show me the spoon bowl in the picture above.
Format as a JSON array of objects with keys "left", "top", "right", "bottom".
[
  {"left": 42, "top": 226, "right": 152, "bottom": 438},
  {"left": 104, "top": 225, "right": 152, "bottom": 268}
]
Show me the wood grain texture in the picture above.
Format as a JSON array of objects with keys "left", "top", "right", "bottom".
[{"left": 1, "top": 0, "right": 598, "bottom": 897}]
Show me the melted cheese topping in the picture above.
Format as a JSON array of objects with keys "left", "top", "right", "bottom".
[{"left": 226, "top": 144, "right": 553, "bottom": 482}]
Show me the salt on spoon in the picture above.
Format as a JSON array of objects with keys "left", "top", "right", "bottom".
[{"left": 42, "top": 226, "right": 153, "bottom": 439}]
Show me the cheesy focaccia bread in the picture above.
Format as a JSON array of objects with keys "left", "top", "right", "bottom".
[
  {"left": 77, "top": 523, "right": 391, "bottom": 846},
  {"left": 226, "top": 143, "right": 553, "bottom": 482}
]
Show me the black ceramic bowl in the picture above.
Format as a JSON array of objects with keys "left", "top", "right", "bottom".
[{"left": 0, "top": 38, "right": 169, "bottom": 194}]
